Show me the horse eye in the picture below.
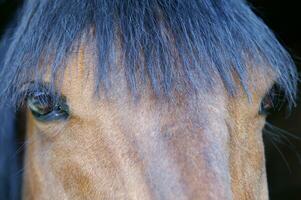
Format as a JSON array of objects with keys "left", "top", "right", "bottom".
[
  {"left": 259, "top": 94, "right": 274, "bottom": 116},
  {"left": 27, "top": 90, "right": 69, "bottom": 122}
]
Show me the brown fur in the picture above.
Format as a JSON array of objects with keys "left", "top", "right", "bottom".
[{"left": 22, "top": 44, "right": 274, "bottom": 199}]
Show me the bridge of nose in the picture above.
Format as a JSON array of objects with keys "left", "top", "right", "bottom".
[{"left": 89, "top": 93, "right": 234, "bottom": 200}]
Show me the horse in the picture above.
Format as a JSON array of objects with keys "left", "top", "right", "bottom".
[{"left": 0, "top": 0, "right": 298, "bottom": 199}]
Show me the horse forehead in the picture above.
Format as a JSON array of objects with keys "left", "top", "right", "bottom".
[
  {"left": 57, "top": 48, "right": 227, "bottom": 118},
  {"left": 56, "top": 41, "right": 275, "bottom": 123}
]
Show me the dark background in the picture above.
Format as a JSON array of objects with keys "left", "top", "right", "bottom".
[{"left": 1, "top": 1, "right": 301, "bottom": 199}]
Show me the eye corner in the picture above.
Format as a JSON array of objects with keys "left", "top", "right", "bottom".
[
  {"left": 258, "top": 85, "right": 285, "bottom": 116},
  {"left": 259, "top": 96, "right": 274, "bottom": 116}
]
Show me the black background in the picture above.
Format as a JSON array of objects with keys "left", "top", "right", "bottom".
[{"left": 1, "top": 1, "right": 301, "bottom": 199}]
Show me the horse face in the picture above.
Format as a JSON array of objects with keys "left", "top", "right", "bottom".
[{"left": 22, "top": 46, "right": 274, "bottom": 199}]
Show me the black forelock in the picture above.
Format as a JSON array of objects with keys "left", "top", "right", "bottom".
[{"left": 0, "top": 0, "right": 298, "bottom": 106}]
